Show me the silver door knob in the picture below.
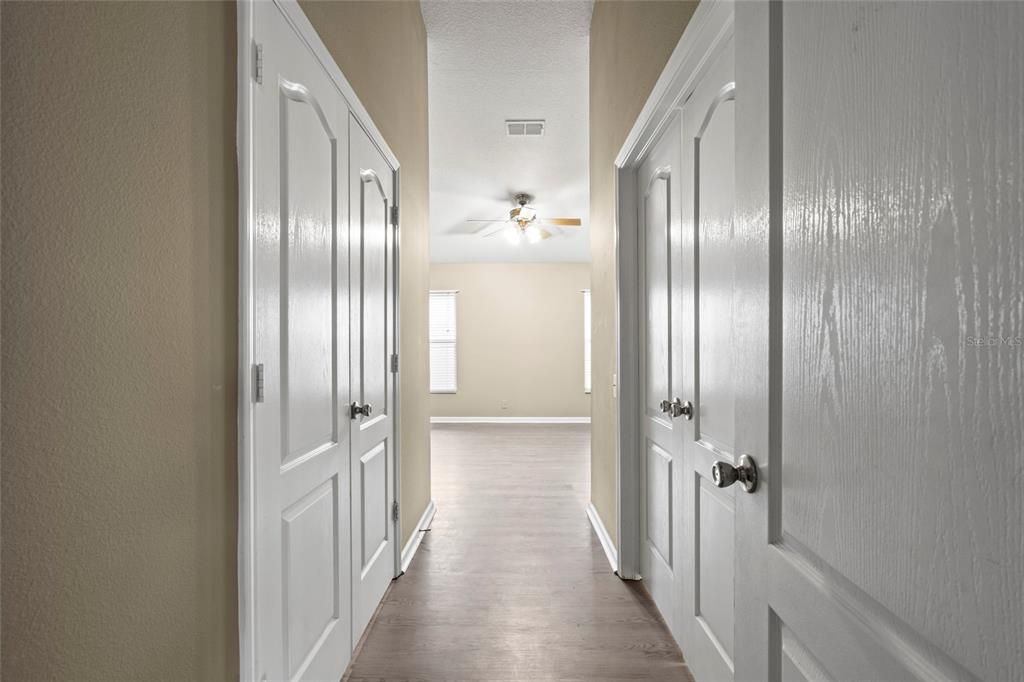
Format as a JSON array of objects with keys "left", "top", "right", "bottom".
[
  {"left": 711, "top": 454, "right": 758, "bottom": 493},
  {"left": 659, "top": 399, "right": 672, "bottom": 413},
  {"left": 669, "top": 398, "right": 693, "bottom": 420},
  {"left": 350, "top": 402, "right": 373, "bottom": 419}
]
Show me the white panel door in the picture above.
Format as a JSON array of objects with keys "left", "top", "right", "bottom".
[
  {"left": 349, "top": 116, "right": 397, "bottom": 646},
  {"left": 251, "top": 2, "right": 351, "bottom": 680},
  {"left": 678, "top": 35, "right": 736, "bottom": 682},
  {"left": 734, "top": 3, "right": 1024, "bottom": 681},
  {"left": 639, "top": 115, "right": 685, "bottom": 637}
]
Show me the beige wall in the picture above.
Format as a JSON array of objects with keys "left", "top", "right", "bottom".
[
  {"left": 430, "top": 264, "right": 591, "bottom": 418},
  {"left": 1, "top": 1, "right": 429, "bottom": 679},
  {"left": 2, "top": 3, "right": 238, "bottom": 679},
  {"left": 589, "top": 1, "right": 698, "bottom": 545},
  {"left": 302, "top": 0, "right": 431, "bottom": 556}
]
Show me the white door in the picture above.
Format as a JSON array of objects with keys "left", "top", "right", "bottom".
[
  {"left": 349, "top": 117, "right": 398, "bottom": 645},
  {"left": 678, "top": 35, "right": 736, "bottom": 682},
  {"left": 639, "top": 115, "right": 685, "bottom": 636},
  {"left": 734, "top": 2, "right": 1024, "bottom": 681},
  {"left": 251, "top": 2, "right": 351, "bottom": 679}
]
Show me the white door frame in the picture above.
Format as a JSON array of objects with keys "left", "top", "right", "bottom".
[
  {"left": 613, "top": 0, "right": 733, "bottom": 581},
  {"left": 237, "top": 1, "right": 402, "bottom": 679}
]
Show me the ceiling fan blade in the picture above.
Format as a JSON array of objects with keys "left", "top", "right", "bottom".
[
  {"left": 481, "top": 223, "right": 518, "bottom": 238},
  {"left": 539, "top": 228, "right": 553, "bottom": 240},
  {"left": 469, "top": 221, "right": 508, "bottom": 237},
  {"left": 447, "top": 221, "right": 505, "bottom": 235},
  {"left": 543, "top": 218, "right": 582, "bottom": 227}
]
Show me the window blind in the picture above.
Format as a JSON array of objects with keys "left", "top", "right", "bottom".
[
  {"left": 583, "top": 289, "right": 592, "bottom": 394},
  {"left": 429, "top": 291, "right": 457, "bottom": 393}
]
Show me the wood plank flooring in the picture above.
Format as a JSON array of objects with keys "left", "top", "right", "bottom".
[{"left": 343, "top": 423, "right": 693, "bottom": 681}]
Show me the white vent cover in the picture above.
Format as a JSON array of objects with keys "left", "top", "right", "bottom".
[{"left": 506, "top": 119, "right": 545, "bottom": 136}]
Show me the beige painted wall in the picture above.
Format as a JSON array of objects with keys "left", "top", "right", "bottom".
[
  {"left": 2, "top": 3, "right": 239, "bottom": 679},
  {"left": 589, "top": 0, "right": 698, "bottom": 545},
  {"left": 430, "top": 264, "right": 591, "bottom": 418},
  {"left": 1, "top": 1, "right": 429, "bottom": 679},
  {"left": 302, "top": 0, "right": 431, "bottom": 555}
]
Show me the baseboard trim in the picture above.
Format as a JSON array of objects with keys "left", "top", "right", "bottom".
[
  {"left": 586, "top": 502, "right": 618, "bottom": 573},
  {"left": 430, "top": 416, "right": 591, "bottom": 424},
  {"left": 400, "top": 499, "right": 437, "bottom": 574}
]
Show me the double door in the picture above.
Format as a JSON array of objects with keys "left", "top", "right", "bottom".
[
  {"left": 639, "top": 31, "right": 737, "bottom": 682},
  {"left": 248, "top": 2, "right": 398, "bottom": 679}
]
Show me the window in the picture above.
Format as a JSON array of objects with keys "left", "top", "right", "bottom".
[
  {"left": 429, "top": 290, "right": 458, "bottom": 393},
  {"left": 583, "top": 289, "right": 592, "bottom": 394}
]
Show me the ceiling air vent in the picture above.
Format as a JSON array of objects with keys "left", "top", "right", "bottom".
[{"left": 506, "top": 119, "right": 545, "bottom": 137}]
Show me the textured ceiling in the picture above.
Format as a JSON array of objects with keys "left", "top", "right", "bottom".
[{"left": 422, "top": 1, "right": 593, "bottom": 263}]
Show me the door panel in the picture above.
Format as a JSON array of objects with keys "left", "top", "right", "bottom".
[
  {"left": 680, "top": 34, "right": 737, "bottom": 682},
  {"left": 359, "top": 168, "right": 389, "bottom": 413},
  {"left": 778, "top": 622, "right": 832, "bottom": 682},
  {"left": 282, "top": 478, "right": 340, "bottom": 677},
  {"left": 735, "top": 2, "right": 1024, "bottom": 680},
  {"left": 645, "top": 444, "right": 673, "bottom": 566},
  {"left": 694, "top": 95, "right": 736, "bottom": 454},
  {"left": 697, "top": 478, "right": 734, "bottom": 658},
  {"left": 359, "top": 443, "right": 388, "bottom": 572},
  {"left": 645, "top": 174, "right": 672, "bottom": 413},
  {"left": 639, "top": 115, "right": 684, "bottom": 639},
  {"left": 282, "top": 89, "right": 337, "bottom": 464},
  {"left": 349, "top": 115, "right": 397, "bottom": 645},
  {"left": 252, "top": 3, "right": 351, "bottom": 680}
]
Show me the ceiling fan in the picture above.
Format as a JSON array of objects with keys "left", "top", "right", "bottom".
[{"left": 461, "top": 193, "right": 582, "bottom": 244}]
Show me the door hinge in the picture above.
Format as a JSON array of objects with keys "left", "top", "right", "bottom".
[
  {"left": 390, "top": 204, "right": 399, "bottom": 227},
  {"left": 390, "top": 353, "right": 399, "bottom": 373},
  {"left": 392, "top": 501, "right": 399, "bottom": 523},
  {"left": 253, "top": 42, "right": 263, "bottom": 85},
  {"left": 252, "top": 363, "right": 265, "bottom": 403}
]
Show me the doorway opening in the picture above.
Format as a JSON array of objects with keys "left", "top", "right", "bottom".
[
  {"left": 419, "top": 0, "right": 596, "bottom": 582},
  {"left": 341, "top": 1, "right": 689, "bottom": 679}
]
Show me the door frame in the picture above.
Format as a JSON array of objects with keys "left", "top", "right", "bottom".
[
  {"left": 237, "top": 1, "right": 402, "bottom": 679},
  {"left": 613, "top": 0, "right": 733, "bottom": 581}
]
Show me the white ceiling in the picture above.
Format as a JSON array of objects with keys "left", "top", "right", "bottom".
[{"left": 422, "top": 1, "right": 593, "bottom": 263}]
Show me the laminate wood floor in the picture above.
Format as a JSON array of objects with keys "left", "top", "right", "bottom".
[{"left": 343, "top": 423, "right": 693, "bottom": 682}]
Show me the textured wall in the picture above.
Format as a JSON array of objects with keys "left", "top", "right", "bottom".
[
  {"left": 589, "top": 0, "right": 698, "bottom": 546},
  {"left": 429, "top": 263, "right": 591, "bottom": 418},
  {"left": 2, "top": 3, "right": 238, "bottom": 679},
  {"left": 301, "top": 0, "right": 431, "bottom": 547}
]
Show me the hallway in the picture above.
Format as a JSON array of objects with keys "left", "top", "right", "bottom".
[{"left": 343, "top": 424, "right": 692, "bottom": 681}]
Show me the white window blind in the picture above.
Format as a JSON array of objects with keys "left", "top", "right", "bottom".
[
  {"left": 583, "top": 289, "right": 592, "bottom": 394},
  {"left": 429, "top": 291, "right": 458, "bottom": 393}
]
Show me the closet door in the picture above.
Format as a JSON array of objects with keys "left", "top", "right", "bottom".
[
  {"left": 678, "top": 34, "right": 737, "bottom": 682},
  {"left": 250, "top": 2, "right": 351, "bottom": 679},
  {"left": 638, "top": 114, "right": 685, "bottom": 638},
  {"left": 349, "top": 115, "right": 398, "bottom": 645}
]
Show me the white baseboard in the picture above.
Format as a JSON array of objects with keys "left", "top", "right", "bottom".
[
  {"left": 586, "top": 502, "right": 618, "bottom": 573},
  {"left": 430, "top": 416, "right": 591, "bottom": 424},
  {"left": 400, "top": 499, "right": 437, "bottom": 574}
]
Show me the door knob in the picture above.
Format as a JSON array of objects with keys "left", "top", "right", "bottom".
[
  {"left": 669, "top": 398, "right": 693, "bottom": 420},
  {"left": 711, "top": 454, "right": 758, "bottom": 493},
  {"left": 350, "top": 402, "right": 373, "bottom": 419},
  {"left": 659, "top": 399, "right": 672, "bottom": 414}
]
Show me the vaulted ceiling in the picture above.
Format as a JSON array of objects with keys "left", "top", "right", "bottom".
[{"left": 422, "top": 1, "right": 593, "bottom": 263}]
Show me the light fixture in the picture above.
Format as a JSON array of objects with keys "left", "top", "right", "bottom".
[
  {"left": 525, "top": 225, "right": 542, "bottom": 244},
  {"left": 504, "top": 226, "right": 522, "bottom": 245}
]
